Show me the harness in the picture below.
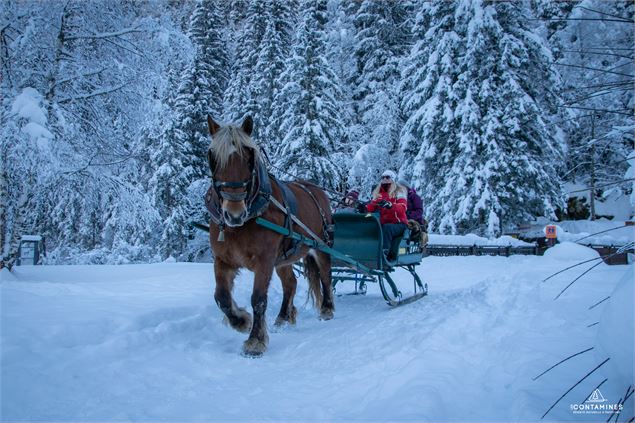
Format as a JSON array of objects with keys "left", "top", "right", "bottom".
[{"left": 204, "top": 152, "right": 330, "bottom": 257}]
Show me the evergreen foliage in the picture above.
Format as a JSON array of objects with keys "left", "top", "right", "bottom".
[
  {"left": 400, "top": 0, "right": 566, "bottom": 236},
  {"left": 1, "top": 0, "right": 631, "bottom": 264},
  {"left": 272, "top": 0, "right": 345, "bottom": 190},
  {"left": 348, "top": 0, "right": 411, "bottom": 196}
]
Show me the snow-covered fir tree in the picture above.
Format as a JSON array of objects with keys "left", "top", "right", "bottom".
[
  {"left": 223, "top": 0, "right": 268, "bottom": 124},
  {"left": 400, "top": 0, "right": 566, "bottom": 236},
  {"left": 251, "top": 0, "right": 297, "bottom": 151},
  {"left": 2, "top": 0, "right": 631, "bottom": 264},
  {"left": 272, "top": 0, "right": 345, "bottom": 190},
  {"left": 150, "top": 0, "right": 228, "bottom": 260},
  {"left": 347, "top": 0, "right": 412, "bottom": 196}
]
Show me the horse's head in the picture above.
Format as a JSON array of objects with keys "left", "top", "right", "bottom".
[{"left": 207, "top": 115, "right": 258, "bottom": 227}]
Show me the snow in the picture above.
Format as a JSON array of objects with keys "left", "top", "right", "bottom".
[
  {"left": 20, "top": 235, "right": 43, "bottom": 242},
  {"left": 11, "top": 87, "right": 47, "bottom": 125},
  {"left": 550, "top": 221, "right": 634, "bottom": 246},
  {"left": 521, "top": 219, "right": 635, "bottom": 247},
  {"left": 542, "top": 242, "right": 600, "bottom": 262},
  {"left": 595, "top": 267, "right": 634, "bottom": 389},
  {"left": 429, "top": 233, "right": 533, "bottom": 247},
  {"left": 2, "top": 254, "right": 632, "bottom": 422}
]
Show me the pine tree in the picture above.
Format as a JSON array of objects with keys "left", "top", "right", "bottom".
[
  {"left": 347, "top": 0, "right": 411, "bottom": 195},
  {"left": 223, "top": 0, "right": 268, "bottom": 123},
  {"left": 272, "top": 0, "right": 345, "bottom": 190},
  {"left": 151, "top": 0, "right": 228, "bottom": 259},
  {"left": 400, "top": 0, "right": 565, "bottom": 236},
  {"left": 251, "top": 0, "right": 297, "bottom": 151},
  {"left": 175, "top": 0, "right": 228, "bottom": 176}
]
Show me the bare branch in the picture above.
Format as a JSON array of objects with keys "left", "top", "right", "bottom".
[
  {"left": 575, "top": 5, "right": 633, "bottom": 21},
  {"left": 51, "top": 67, "right": 107, "bottom": 88},
  {"left": 562, "top": 80, "right": 633, "bottom": 92},
  {"left": 553, "top": 62, "right": 634, "bottom": 78},
  {"left": 65, "top": 26, "right": 144, "bottom": 41},
  {"left": 531, "top": 17, "right": 634, "bottom": 24},
  {"left": 58, "top": 83, "right": 127, "bottom": 104},
  {"left": 588, "top": 296, "right": 610, "bottom": 310},
  {"left": 561, "top": 50, "right": 634, "bottom": 60},
  {"left": 532, "top": 347, "right": 594, "bottom": 381},
  {"left": 540, "top": 358, "right": 611, "bottom": 419},
  {"left": 567, "top": 178, "right": 635, "bottom": 194},
  {"left": 557, "top": 105, "right": 634, "bottom": 117}
]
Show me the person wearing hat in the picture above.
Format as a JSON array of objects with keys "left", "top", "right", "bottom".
[
  {"left": 364, "top": 170, "right": 408, "bottom": 261},
  {"left": 335, "top": 189, "right": 361, "bottom": 213},
  {"left": 398, "top": 180, "right": 425, "bottom": 226}
]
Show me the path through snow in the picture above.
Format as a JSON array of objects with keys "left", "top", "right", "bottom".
[{"left": 1, "top": 246, "right": 632, "bottom": 422}]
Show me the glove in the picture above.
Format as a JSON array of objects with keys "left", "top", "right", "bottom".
[
  {"left": 378, "top": 200, "right": 392, "bottom": 209},
  {"left": 355, "top": 202, "right": 367, "bottom": 213}
]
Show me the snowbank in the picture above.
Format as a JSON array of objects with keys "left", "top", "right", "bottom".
[
  {"left": 523, "top": 219, "right": 634, "bottom": 246},
  {"left": 555, "top": 220, "right": 634, "bottom": 246},
  {"left": 542, "top": 242, "right": 600, "bottom": 261},
  {"left": 596, "top": 266, "right": 634, "bottom": 387},
  {"left": 429, "top": 233, "right": 534, "bottom": 247}
]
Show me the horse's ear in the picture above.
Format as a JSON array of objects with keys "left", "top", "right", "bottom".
[
  {"left": 241, "top": 116, "right": 253, "bottom": 136},
  {"left": 207, "top": 115, "right": 220, "bottom": 136}
]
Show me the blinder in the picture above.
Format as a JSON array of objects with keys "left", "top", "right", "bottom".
[{"left": 208, "top": 147, "right": 256, "bottom": 203}]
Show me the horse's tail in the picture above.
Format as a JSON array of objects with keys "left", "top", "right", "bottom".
[{"left": 303, "top": 254, "right": 323, "bottom": 310}]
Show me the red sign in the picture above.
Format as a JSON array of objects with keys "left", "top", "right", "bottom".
[{"left": 546, "top": 225, "right": 557, "bottom": 239}]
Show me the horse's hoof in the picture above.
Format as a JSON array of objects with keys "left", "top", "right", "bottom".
[
  {"left": 242, "top": 338, "right": 267, "bottom": 357},
  {"left": 319, "top": 308, "right": 334, "bottom": 321},
  {"left": 274, "top": 306, "right": 297, "bottom": 327},
  {"left": 222, "top": 310, "right": 252, "bottom": 333}
]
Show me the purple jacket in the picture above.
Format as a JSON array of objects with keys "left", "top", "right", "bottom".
[{"left": 406, "top": 188, "right": 424, "bottom": 224}]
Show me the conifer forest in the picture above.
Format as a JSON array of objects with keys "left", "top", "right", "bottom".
[{"left": 1, "top": 0, "right": 633, "bottom": 264}]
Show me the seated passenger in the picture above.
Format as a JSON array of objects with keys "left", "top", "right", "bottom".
[
  {"left": 398, "top": 180, "right": 425, "bottom": 226},
  {"left": 335, "top": 190, "right": 360, "bottom": 213},
  {"left": 364, "top": 170, "right": 408, "bottom": 261}
]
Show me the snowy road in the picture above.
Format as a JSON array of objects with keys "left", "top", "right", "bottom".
[{"left": 1, "top": 245, "right": 632, "bottom": 422}]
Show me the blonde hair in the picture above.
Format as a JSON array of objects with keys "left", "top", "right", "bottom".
[
  {"left": 209, "top": 125, "right": 260, "bottom": 170},
  {"left": 372, "top": 180, "right": 407, "bottom": 200}
]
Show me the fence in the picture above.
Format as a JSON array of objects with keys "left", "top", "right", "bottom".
[{"left": 423, "top": 244, "right": 632, "bottom": 265}]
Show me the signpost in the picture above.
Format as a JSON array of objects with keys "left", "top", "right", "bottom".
[{"left": 545, "top": 225, "right": 557, "bottom": 247}]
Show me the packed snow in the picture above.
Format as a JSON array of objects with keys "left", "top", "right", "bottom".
[{"left": 2, "top": 246, "right": 632, "bottom": 422}]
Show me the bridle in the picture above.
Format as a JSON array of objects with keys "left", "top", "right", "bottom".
[{"left": 207, "top": 148, "right": 256, "bottom": 204}]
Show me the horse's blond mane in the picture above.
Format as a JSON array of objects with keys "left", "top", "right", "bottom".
[{"left": 209, "top": 125, "right": 260, "bottom": 169}]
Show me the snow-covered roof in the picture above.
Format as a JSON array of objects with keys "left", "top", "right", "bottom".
[{"left": 21, "top": 235, "right": 42, "bottom": 242}]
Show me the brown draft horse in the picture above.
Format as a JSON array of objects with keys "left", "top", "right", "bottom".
[{"left": 205, "top": 115, "right": 335, "bottom": 357}]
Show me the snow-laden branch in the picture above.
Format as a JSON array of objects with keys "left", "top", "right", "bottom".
[
  {"left": 57, "top": 83, "right": 128, "bottom": 104},
  {"left": 65, "top": 26, "right": 144, "bottom": 41},
  {"left": 51, "top": 68, "right": 107, "bottom": 88}
]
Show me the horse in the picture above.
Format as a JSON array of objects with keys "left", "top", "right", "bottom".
[{"left": 204, "top": 115, "right": 335, "bottom": 357}]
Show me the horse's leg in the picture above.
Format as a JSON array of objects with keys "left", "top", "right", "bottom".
[
  {"left": 243, "top": 262, "right": 274, "bottom": 357},
  {"left": 214, "top": 259, "right": 252, "bottom": 333},
  {"left": 274, "top": 265, "right": 298, "bottom": 327},
  {"left": 315, "top": 251, "right": 335, "bottom": 320}
]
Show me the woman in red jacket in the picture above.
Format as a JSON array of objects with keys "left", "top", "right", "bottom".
[{"left": 365, "top": 170, "right": 408, "bottom": 261}]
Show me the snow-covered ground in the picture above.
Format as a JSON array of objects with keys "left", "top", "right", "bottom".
[
  {"left": 428, "top": 233, "right": 533, "bottom": 247},
  {"left": 2, "top": 244, "right": 633, "bottom": 422}
]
